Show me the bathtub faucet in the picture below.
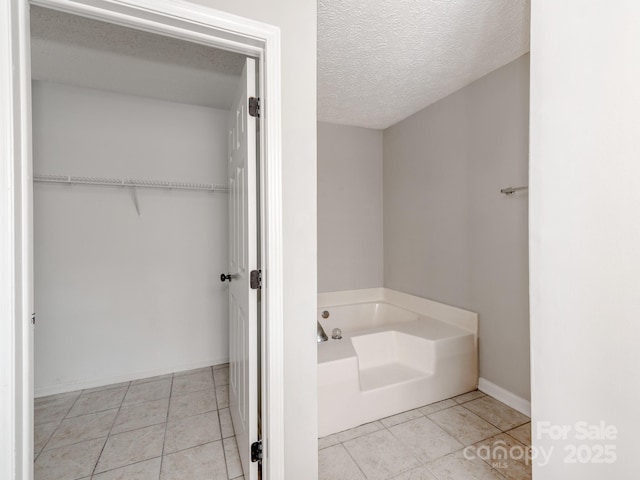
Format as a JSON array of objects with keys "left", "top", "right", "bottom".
[{"left": 317, "top": 321, "right": 329, "bottom": 343}]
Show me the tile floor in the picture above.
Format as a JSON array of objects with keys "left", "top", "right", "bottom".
[
  {"left": 318, "top": 391, "right": 532, "bottom": 480},
  {"left": 34, "top": 364, "right": 244, "bottom": 480},
  {"left": 36, "top": 369, "right": 530, "bottom": 480}
]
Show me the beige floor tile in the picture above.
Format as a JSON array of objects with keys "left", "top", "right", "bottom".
[
  {"left": 390, "top": 466, "right": 439, "bottom": 480},
  {"left": 111, "top": 398, "right": 169, "bottom": 434},
  {"left": 471, "top": 433, "right": 532, "bottom": 480},
  {"left": 92, "top": 457, "right": 161, "bottom": 480},
  {"left": 506, "top": 422, "right": 531, "bottom": 446},
  {"left": 429, "top": 406, "right": 500, "bottom": 446},
  {"left": 318, "top": 435, "right": 341, "bottom": 450},
  {"left": 164, "top": 411, "right": 221, "bottom": 454},
  {"left": 380, "top": 408, "right": 424, "bottom": 428},
  {"left": 418, "top": 399, "right": 457, "bottom": 416},
  {"left": 231, "top": 476, "right": 244, "bottom": 480},
  {"left": 95, "top": 423, "right": 165, "bottom": 473},
  {"left": 82, "top": 382, "right": 130, "bottom": 395},
  {"left": 334, "top": 422, "right": 384, "bottom": 442},
  {"left": 168, "top": 388, "right": 217, "bottom": 420},
  {"left": 123, "top": 379, "right": 172, "bottom": 405},
  {"left": 34, "top": 437, "right": 105, "bottom": 480},
  {"left": 428, "top": 450, "right": 505, "bottom": 480},
  {"left": 223, "top": 436, "right": 243, "bottom": 479},
  {"left": 67, "top": 387, "right": 127, "bottom": 418},
  {"left": 388, "top": 417, "right": 463, "bottom": 462},
  {"left": 171, "top": 371, "right": 214, "bottom": 396},
  {"left": 319, "top": 420, "right": 385, "bottom": 450},
  {"left": 463, "top": 397, "right": 530, "bottom": 431},
  {"left": 216, "top": 384, "right": 229, "bottom": 409},
  {"left": 45, "top": 409, "right": 118, "bottom": 450},
  {"left": 213, "top": 366, "right": 229, "bottom": 387},
  {"left": 173, "top": 366, "right": 212, "bottom": 377},
  {"left": 319, "top": 444, "right": 366, "bottom": 480},
  {"left": 160, "top": 441, "right": 227, "bottom": 480},
  {"left": 35, "top": 396, "right": 77, "bottom": 425},
  {"left": 343, "top": 429, "right": 420, "bottom": 480},
  {"left": 218, "top": 407, "right": 235, "bottom": 438},
  {"left": 131, "top": 373, "right": 172, "bottom": 385},
  {"left": 453, "top": 390, "right": 486, "bottom": 404},
  {"left": 34, "top": 421, "right": 59, "bottom": 453}
]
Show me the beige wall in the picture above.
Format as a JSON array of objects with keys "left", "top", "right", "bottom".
[
  {"left": 530, "top": 1, "right": 640, "bottom": 477},
  {"left": 189, "top": 1, "right": 318, "bottom": 477},
  {"left": 317, "top": 122, "right": 383, "bottom": 293},
  {"left": 383, "top": 55, "right": 530, "bottom": 400}
]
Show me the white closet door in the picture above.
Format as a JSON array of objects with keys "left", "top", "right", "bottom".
[{"left": 227, "top": 57, "right": 259, "bottom": 480}]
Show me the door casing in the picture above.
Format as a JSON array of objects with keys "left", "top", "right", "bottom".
[{"left": 0, "top": 1, "right": 284, "bottom": 478}]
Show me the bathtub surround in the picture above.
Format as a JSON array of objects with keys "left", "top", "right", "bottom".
[
  {"left": 317, "top": 288, "right": 478, "bottom": 436},
  {"left": 383, "top": 55, "right": 531, "bottom": 404},
  {"left": 317, "top": 122, "right": 383, "bottom": 293},
  {"left": 33, "top": 82, "right": 230, "bottom": 395}
]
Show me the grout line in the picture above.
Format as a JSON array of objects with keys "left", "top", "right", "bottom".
[
  {"left": 90, "top": 381, "right": 132, "bottom": 476},
  {"left": 221, "top": 436, "right": 232, "bottom": 480},
  {"left": 90, "top": 455, "right": 162, "bottom": 478},
  {"left": 34, "top": 419, "right": 62, "bottom": 456},
  {"left": 37, "top": 394, "right": 82, "bottom": 454},
  {"left": 159, "top": 372, "right": 175, "bottom": 477},
  {"left": 458, "top": 402, "right": 529, "bottom": 434},
  {"left": 164, "top": 437, "right": 224, "bottom": 457},
  {"left": 339, "top": 442, "right": 370, "bottom": 479}
]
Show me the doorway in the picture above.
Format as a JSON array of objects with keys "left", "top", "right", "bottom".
[
  {"left": 0, "top": 1, "right": 285, "bottom": 479},
  {"left": 31, "top": 6, "right": 261, "bottom": 478}
]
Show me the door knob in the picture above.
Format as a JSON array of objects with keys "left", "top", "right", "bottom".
[{"left": 220, "top": 273, "right": 232, "bottom": 282}]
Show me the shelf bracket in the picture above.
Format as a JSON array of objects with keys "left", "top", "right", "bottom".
[{"left": 132, "top": 186, "right": 141, "bottom": 216}]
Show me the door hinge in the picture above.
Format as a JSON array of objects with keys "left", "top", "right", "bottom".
[
  {"left": 249, "top": 97, "right": 260, "bottom": 118},
  {"left": 251, "top": 440, "right": 263, "bottom": 463},
  {"left": 250, "top": 269, "right": 262, "bottom": 290},
  {"left": 31, "top": 313, "right": 36, "bottom": 326}
]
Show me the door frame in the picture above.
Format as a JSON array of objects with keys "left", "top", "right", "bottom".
[{"left": 0, "top": 1, "right": 285, "bottom": 479}]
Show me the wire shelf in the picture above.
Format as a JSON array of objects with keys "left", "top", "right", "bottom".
[{"left": 33, "top": 174, "right": 229, "bottom": 193}]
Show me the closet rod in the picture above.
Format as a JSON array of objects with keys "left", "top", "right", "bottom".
[{"left": 33, "top": 174, "right": 229, "bottom": 193}]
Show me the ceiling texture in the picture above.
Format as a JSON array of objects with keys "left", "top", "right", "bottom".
[
  {"left": 318, "top": 0, "right": 531, "bottom": 129},
  {"left": 31, "top": 2, "right": 530, "bottom": 129}
]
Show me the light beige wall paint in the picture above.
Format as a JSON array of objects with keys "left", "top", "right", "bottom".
[
  {"left": 317, "top": 122, "right": 383, "bottom": 293},
  {"left": 188, "top": 1, "right": 317, "bottom": 477},
  {"left": 384, "top": 55, "right": 530, "bottom": 400},
  {"left": 530, "top": 1, "right": 640, "bottom": 477}
]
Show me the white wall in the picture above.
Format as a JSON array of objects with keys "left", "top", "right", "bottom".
[
  {"left": 188, "top": 1, "right": 318, "bottom": 477},
  {"left": 530, "top": 2, "right": 640, "bottom": 478},
  {"left": 384, "top": 55, "right": 531, "bottom": 401},
  {"left": 33, "top": 81, "right": 229, "bottom": 395},
  {"left": 317, "top": 122, "right": 383, "bottom": 293}
]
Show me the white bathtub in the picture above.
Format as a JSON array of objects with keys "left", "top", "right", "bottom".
[{"left": 318, "top": 288, "right": 478, "bottom": 437}]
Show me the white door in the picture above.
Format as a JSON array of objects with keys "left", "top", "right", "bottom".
[{"left": 227, "top": 57, "right": 259, "bottom": 480}]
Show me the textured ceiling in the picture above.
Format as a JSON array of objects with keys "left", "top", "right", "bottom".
[
  {"left": 318, "top": 0, "right": 531, "bottom": 129},
  {"left": 32, "top": 3, "right": 530, "bottom": 127},
  {"left": 30, "top": 6, "right": 245, "bottom": 110}
]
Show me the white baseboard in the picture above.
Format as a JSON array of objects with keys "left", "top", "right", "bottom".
[
  {"left": 478, "top": 377, "right": 531, "bottom": 418},
  {"left": 34, "top": 357, "right": 229, "bottom": 398}
]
